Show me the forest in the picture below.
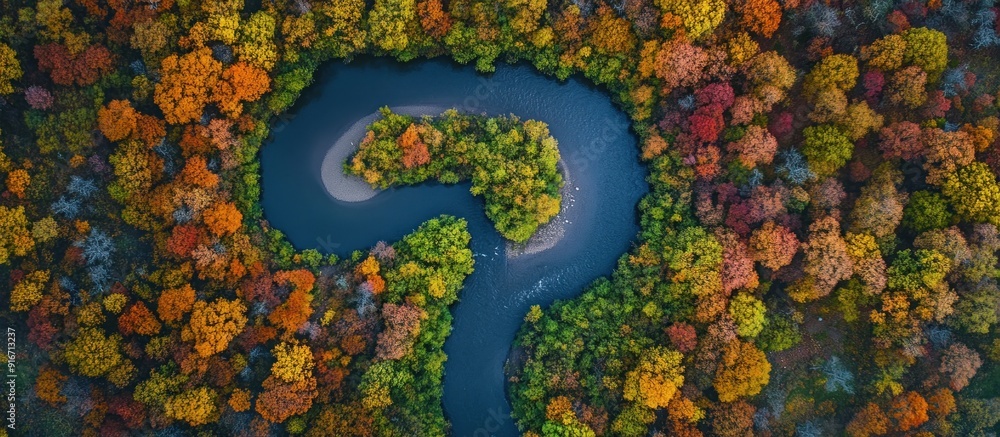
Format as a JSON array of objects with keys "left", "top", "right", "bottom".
[
  {"left": 347, "top": 107, "right": 563, "bottom": 243},
  {"left": 1, "top": 0, "right": 1000, "bottom": 435}
]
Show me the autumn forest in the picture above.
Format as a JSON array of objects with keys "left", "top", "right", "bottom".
[{"left": 2, "top": 0, "right": 1000, "bottom": 435}]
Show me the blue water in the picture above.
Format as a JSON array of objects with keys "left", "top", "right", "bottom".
[{"left": 261, "top": 57, "right": 646, "bottom": 436}]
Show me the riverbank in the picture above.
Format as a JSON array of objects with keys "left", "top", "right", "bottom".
[{"left": 320, "top": 105, "right": 447, "bottom": 202}]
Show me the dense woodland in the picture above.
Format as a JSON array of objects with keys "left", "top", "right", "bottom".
[
  {"left": 1, "top": 0, "right": 1000, "bottom": 435},
  {"left": 348, "top": 107, "right": 563, "bottom": 243}
]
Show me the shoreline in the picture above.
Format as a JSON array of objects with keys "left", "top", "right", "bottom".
[{"left": 320, "top": 105, "right": 448, "bottom": 202}]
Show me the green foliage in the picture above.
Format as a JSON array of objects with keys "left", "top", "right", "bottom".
[
  {"left": 801, "top": 124, "right": 854, "bottom": 177},
  {"left": 347, "top": 108, "right": 563, "bottom": 242},
  {"left": 903, "top": 190, "right": 953, "bottom": 232},
  {"left": 757, "top": 314, "right": 801, "bottom": 352},
  {"left": 942, "top": 162, "right": 1000, "bottom": 227},
  {"left": 729, "top": 292, "right": 767, "bottom": 339},
  {"left": 902, "top": 27, "right": 949, "bottom": 81}
]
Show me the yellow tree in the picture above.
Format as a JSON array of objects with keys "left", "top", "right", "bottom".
[
  {"left": 164, "top": 386, "right": 219, "bottom": 426},
  {"left": 368, "top": 0, "right": 418, "bottom": 53},
  {"left": 0, "top": 43, "right": 22, "bottom": 94},
  {"left": 63, "top": 328, "right": 126, "bottom": 378},
  {"left": 238, "top": 11, "right": 279, "bottom": 70},
  {"left": 10, "top": 270, "right": 49, "bottom": 312},
  {"left": 271, "top": 341, "right": 314, "bottom": 383},
  {"left": 655, "top": 0, "right": 726, "bottom": 39},
  {"left": 714, "top": 340, "right": 771, "bottom": 402},
  {"left": 623, "top": 346, "right": 685, "bottom": 409},
  {"left": 183, "top": 298, "right": 247, "bottom": 357},
  {"left": 0, "top": 206, "right": 34, "bottom": 265}
]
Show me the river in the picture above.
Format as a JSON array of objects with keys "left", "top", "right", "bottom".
[{"left": 260, "top": 57, "right": 646, "bottom": 436}]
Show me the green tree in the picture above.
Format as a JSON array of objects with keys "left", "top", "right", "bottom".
[
  {"left": 902, "top": 27, "right": 948, "bottom": 81},
  {"left": 802, "top": 125, "right": 854, "bottom": 177},
  {"left": 941, "top": 163, "right": 1000, "bottom": 227},
  {"left": 729, "top": 292, "right": 767, "bottom": 339},
  {"left": 903, "top": 191, "right": 953, "bottom": 232},
  {"left": 0, "top": 43, "right": 22, "bottom": 94}
]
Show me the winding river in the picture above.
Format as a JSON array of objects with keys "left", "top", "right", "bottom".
[{"left": 260, "top": 58, "right": 646, "bottom": 436}]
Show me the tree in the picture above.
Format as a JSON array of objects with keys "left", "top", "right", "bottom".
[
  {"left": 24, "top": 86, "right": 53, "bottom": 109},
  {"left": 803, "top": 54, "right": 859, "bottom": 99},
  {"left": 923, "top": 129, "right": 975, "bottom": 186},
  {"left": 863, "top": 34, "right": 906, "bottom": 71},
  {"left": 164, "top": 387, "right": 218, "bottom": 426},
  {"left": 902, "top": 27, "right": 948, "bottom": 80},
  {"left": 256, "top": 374, "right": 318, "bottom": 423},
  {"left": 888, "top": 391, "right": 929, "bottom": 432},
  {"left": 158, "top": 284, "right": 196, "bottom": 323},
  {"left": 203, "top": 201, "right": 243, "bottom": 236},
  {"left": 728, "top": 293, "right": 766, "bottom": 339},
  {"left": 718, "top": 229, "right": 759, "bottom": 293},
  {"left": 887, "top": 66, "right": 927, "bottom": 108},
  {"left": 710, "top": 400, "right": 755, "bottom": 437},
  {"left": 216, "top": 62, "right": 271, "bottom": 118},
  {"left": 878, "top": 121, "right": 924, "bottom": 160},
  {"left": 0, "top": 43, "right": 22, "bottom": 94},
  {"left": 118, "top": 302, "right": 162, "bottom": 336},
  {"left": 64, "top": 328, "right": 125, "bottom": 378},
  {"left": 180, "top": 156, "right": 219, "bottom": 188},
  {"left": 98, "top": 100, "right": 138, "bottom": 142},
  {"left": 154, "top": 47, "right": 222, "bottom": 124},
  {"left": 794, "top": 215, "right": 853, "bottom": 302},
  {"left": 417, "top": 0, "right": 452, "bottom": 38},
  {"left": 35, "top": 367, "right": 67, "bottom": 407},
  {"left": 588, "top": 5, "right": 637, "bottom": 55},
  {"left": 239, "top": 11, "right": 279, "bottom": 69},
  {"left": 0, "top": 206, "right": 35, "bottom": 265},
  {"left": 838, "top": 101, "right": 884, "bottom": 141},
  {"left": 666, "top": 323, "right": 698, "bottom": 353},
  {"left": 655, "top": 39, "right": 708, "bottom": 91},
  {"left": 10, "top": 270, "right": 49, "bottom": 312},
  {"left": 727, "top": 125, "right": 777, "bottom": 168},
  {"left": 714, "top": 340, "right": 771, "bottom": 402},
  {"left": 368, "top": 0, "right": 418, "bottom": 53},
  {"left": 926, "top": 387, "right": 956, "bottom": 418},
  {"left": 33, "top": 43, "right": 112, "bottom": 86},
  {"left": 940, "top": 343, "right": 982, "bottom": 391},
  {"left": 269, "top": 280, "right": 314, "bottom": 334},
  {"left": 902, "top": 191, "right": 952, "bottom": 232},
  {"left": 749, "top": 220, "right": 799, "bottom": 270},
  {"left": 228, "top": 389, "right": 252, "bottom": 412},
  {"left": 846, "top": 403, "right": 890, "bottom": 437},
  {"left": 622, "top": 347, "right": 685, "bottom": 409},
  {"left": 801, "top": 124, "right": 854, "bottom": 177},
  {"left": 271, "top": 341, "right": 315, "bottom": 383},
  {"left": 850, "top": 165, "right": 905, "bottom": 238},
  {"left": 655, "top": 0, "right": 726, "bottom": 39},
  {"left": 941, "top": 163, "right": 1000, "bottom": 227},
  {"left": 736, "top": 0, "right": 781, "bottom": 37},
  {"left": 375, "top": 302, "right": 424, "bottom": 360},
  {"left": 5, "top": 168, "right": 28, "bottom": 199},
  {"left": 183, "top": 298, "right": 247, "bottom": 357}
]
